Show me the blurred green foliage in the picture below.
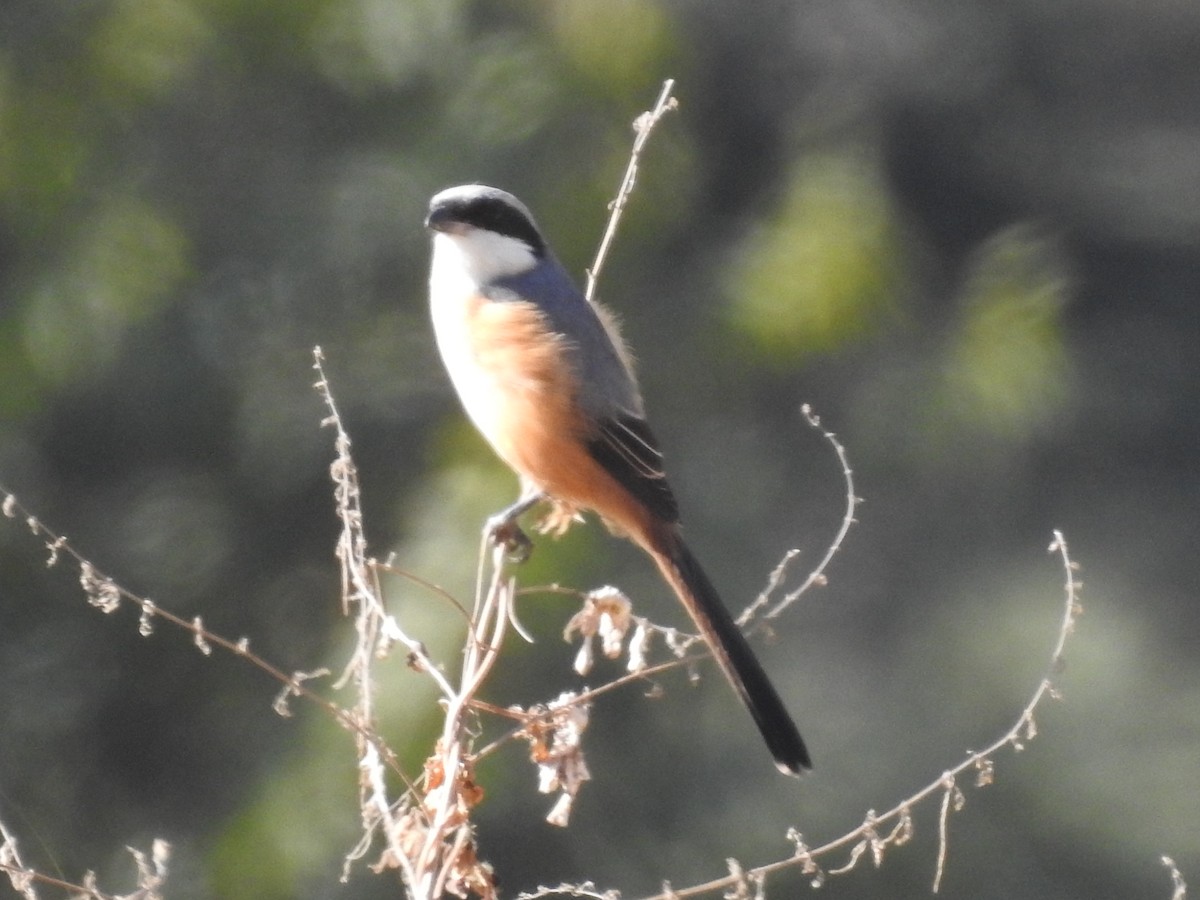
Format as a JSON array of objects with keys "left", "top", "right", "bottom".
[
  {"left": 23, "top": 194, "right": 192, "bottom": 382},
  {"left": 91, "top": 0, "right": 214, "bottom": 105},
  {"left": 935, "top": 226, "right": 1071, "bottom": 440},
  {"left": 546, "top": 1, "right": 674, "bottom": 95},
  {"left": 0, "top": 0, "right": 1197, "bottom": 898},
  {"left": 727, "top": 148, "right": 906, "bottom": 362}
]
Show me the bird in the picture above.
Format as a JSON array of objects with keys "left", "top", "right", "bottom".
[{"left": 424, "top": 183, "right": 811, "bottom": 774}]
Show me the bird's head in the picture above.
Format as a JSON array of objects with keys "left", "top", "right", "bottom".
[{"left": 426, "top": 184, "right": 546, "bottom": 282}]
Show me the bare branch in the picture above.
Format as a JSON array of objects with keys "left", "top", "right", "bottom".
[
  {"left": 0, "top": 822, "right": 168, "bottom": 900},
  {"left": 584, "top": 79, "right": 678, "bottom": 304},
  {"left": 0, "top": 482, "right": 384, "bottom": 754},
  {"left": 739, "top": 404, "right": 860, "bottom": 627},
  {"left": 1162, "top": 855, "right": 1188, "bottom": 900}
]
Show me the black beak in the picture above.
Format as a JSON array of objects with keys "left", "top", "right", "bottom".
[{"left": 425, "top": 205, "right": 454, "bottom": 232}]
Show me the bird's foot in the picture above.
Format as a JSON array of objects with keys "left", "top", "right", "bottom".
[
  {"left": 484, "top": 492, "right": 545, "bottom": 563},
  {"left": 485, "top": 513, "right": 534, "bottom": 563}
]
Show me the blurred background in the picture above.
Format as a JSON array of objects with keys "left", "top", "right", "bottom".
[{"left": 0, "top": 1, "right": 1197, "bottom": 897}]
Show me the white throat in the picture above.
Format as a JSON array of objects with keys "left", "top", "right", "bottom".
[{"left": 430, "top": 228, "right": 538, "bottom": 290}]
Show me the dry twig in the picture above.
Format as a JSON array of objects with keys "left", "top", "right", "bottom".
[{"left": 584, "top": 78, "right": 678, "bottom": 304}]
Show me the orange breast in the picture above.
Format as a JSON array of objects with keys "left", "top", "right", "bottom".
[{"left": 446, "top": 295, "right": 659, "bottom": 547}]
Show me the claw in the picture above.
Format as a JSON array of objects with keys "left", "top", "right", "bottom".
[
  {"left": 486, "top": 514, "right": 534, "bottom": 563},
  {"left": 484, "top": 491, "right": 545, "bottom": 563}
]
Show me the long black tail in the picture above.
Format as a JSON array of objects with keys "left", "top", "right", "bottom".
[{"left": 649, "top": 534, "right": 811, "bottom": 774}]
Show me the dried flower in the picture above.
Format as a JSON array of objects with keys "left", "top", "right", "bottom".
[
  {"left": 521, "top": 692, "right": 593, "bottom": 826},
  {"left": 563, "top": 587, "right": 633, "bottom": 675}
]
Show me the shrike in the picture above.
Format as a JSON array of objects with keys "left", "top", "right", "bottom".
[{"left": 425, "top": 183, "right": 810, "bottom": 774}]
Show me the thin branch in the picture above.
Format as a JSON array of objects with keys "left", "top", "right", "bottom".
[
  {"left": 0, "top": 826, "right": 168, "bottom": 900},
  {"left": 314, "top": 347, "right": 458, "bottom": 704},
  {"left": 584, "top": 79, "right": 678, "bottom": 304},
  {"left": 518, "top": 884, "right": 619, "bottom": 900},
  {"left": 0, "top": 486, "right": 394, "bottom": 759},
  {"left": 739, "top": 404, "right": 860, "bottom": 627},
  {"left": 932, "top": 774, "right": 962, "bottom": 893},
  {"left": 1162, "top": 855, "right": 1188, "bottom": 900},
  {"left": 374, "top": 556, "right": 474, "bottom": 626},
  {"left": 0, "top": 815, "right": 40, "bottom": 900}
]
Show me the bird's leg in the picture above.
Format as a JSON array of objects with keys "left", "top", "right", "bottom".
[{"left": 485, "top": 491, "right": 545, "bottom": 563}]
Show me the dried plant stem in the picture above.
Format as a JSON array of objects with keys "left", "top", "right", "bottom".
[
  {"left": 0, "top": 821, "right": 169, "bottom": 899},
  {"left": 396, "top": 541, "right": 514, "bottom": 900},
  {"left": 0, "top": 485, "right": 386, "bottom": 757},
  {"left": 584, "top": 78, "right": 678, "bottom": 304},
  {"left": 315, "top": 347, "right": 458, "bottom": 705},
  {"left": 739, "top": 404, "right": 860, "bottom": 628},
  {"left": 1162, "top": 855, "right": 1188, "bottom": 900}
]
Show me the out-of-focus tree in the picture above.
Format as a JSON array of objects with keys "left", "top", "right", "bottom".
[{"left": 0, "top": 0, "right": 1196, "bottom": 897}]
